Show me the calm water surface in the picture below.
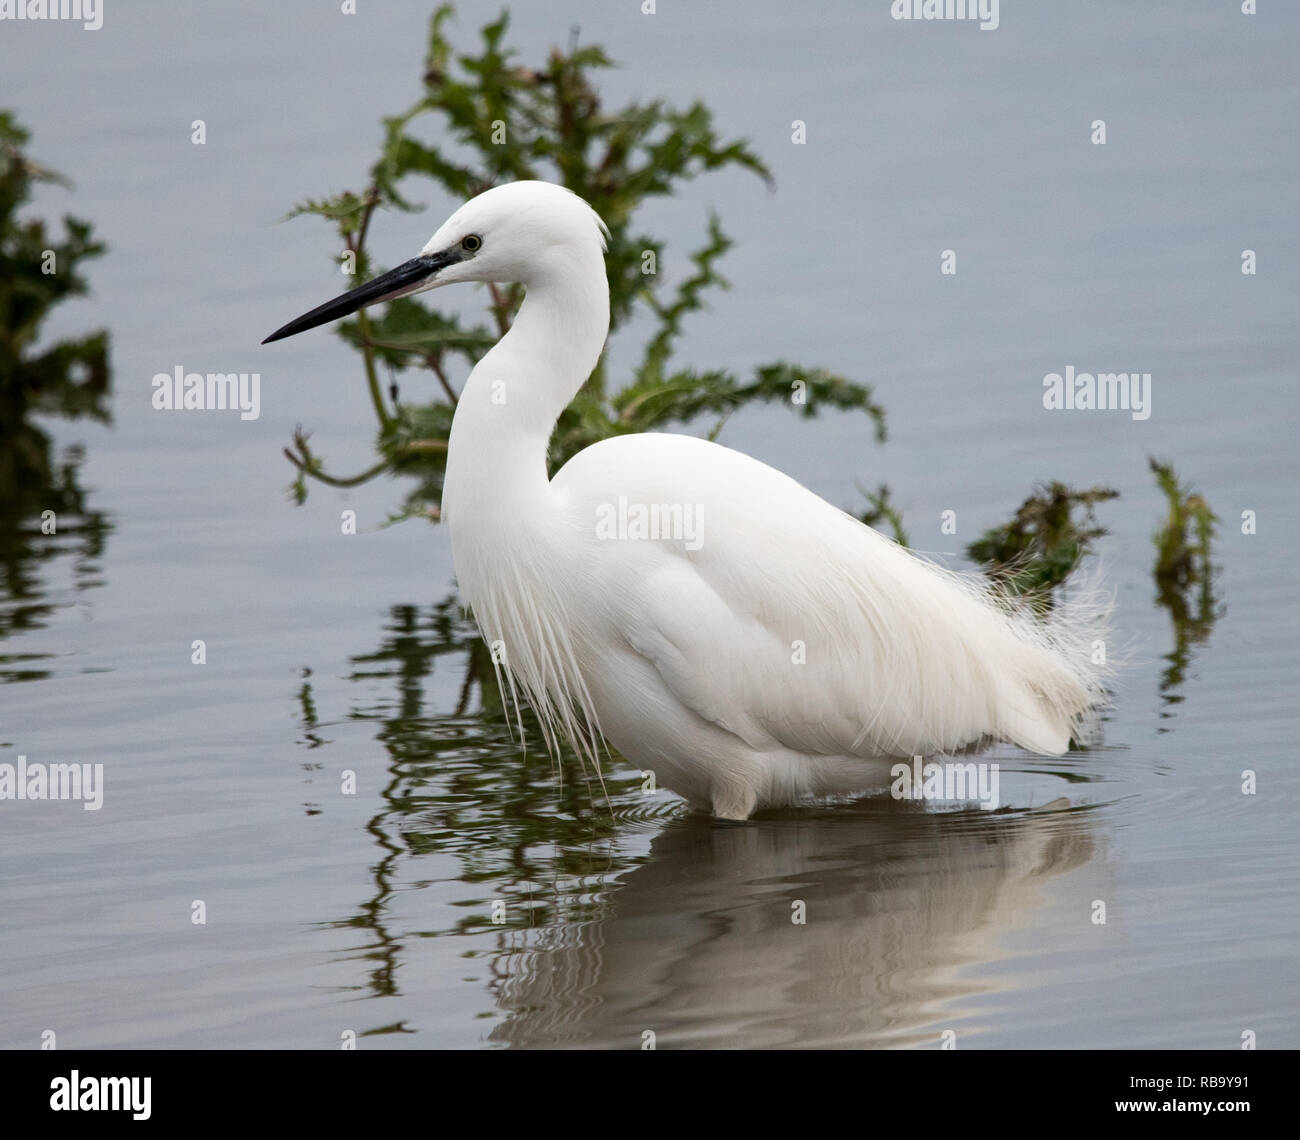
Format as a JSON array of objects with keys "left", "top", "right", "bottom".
[{"left": 2, "top": 1, "right": 1297, "bottom": 1048}]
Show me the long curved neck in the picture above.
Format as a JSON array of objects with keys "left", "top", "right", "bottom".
[{"left": 444, "top": 254, "right": 609, "bottom": 528}]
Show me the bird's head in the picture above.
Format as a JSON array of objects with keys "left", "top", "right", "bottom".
[{"left": 262, "top": 180, "right": 608, "bottom": 344}]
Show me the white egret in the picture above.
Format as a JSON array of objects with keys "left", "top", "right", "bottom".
[{"left": 265, "top": 181, "right": 1107, "bottom": 819}]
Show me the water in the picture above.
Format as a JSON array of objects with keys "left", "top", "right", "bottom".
[{"left": 2, "top": 1, "right": 1297, "bottom": 1048}]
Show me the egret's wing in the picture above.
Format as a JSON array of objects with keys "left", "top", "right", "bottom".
[{"left": 559, "top": 434, "right": 1100, "bottom": 761}]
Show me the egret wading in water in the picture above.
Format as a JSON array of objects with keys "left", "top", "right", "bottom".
[{"left": 265, "top": 181, "right": 1107, "bottom": 820}]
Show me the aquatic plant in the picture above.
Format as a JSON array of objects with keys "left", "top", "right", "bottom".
[
  {"left": 279, "top": 5, "right": 885, "bottom": 522},
  {"left": 967, "top": 481, "right": 1119, "bottom": 599},
  {"left": 1149, "top": 457, "right": 1220, "bottom": 707},
  {"left": 0, "top": 110, "right": 109, "bottom": 509}
]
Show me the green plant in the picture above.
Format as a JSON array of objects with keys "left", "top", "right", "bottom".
[
  {"left": 280, "top": 5, "right": 886, "bottom": 522},
  {"left": 1149, "top": 457, "right": 1220, "bottom": 702},
  {"left": 857, "top": 482, "right": 909, "bottom": 547},
  {"left": 0, "top": 110, "right": 109, "bottom": 508},
  {"left": 1150, "top": 457, "right": 1216, "bottom": 591},
  {"left": 967, "top": 482, "right": 1118, "bottom": 600}
]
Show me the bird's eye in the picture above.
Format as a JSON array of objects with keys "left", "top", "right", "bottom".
[{"left": 461, "top": 234, "right": 482, "bottom": 253}]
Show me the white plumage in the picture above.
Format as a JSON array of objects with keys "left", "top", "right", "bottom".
[{"left": 268, "top": 180, "right": 1108, "bottom": 819}]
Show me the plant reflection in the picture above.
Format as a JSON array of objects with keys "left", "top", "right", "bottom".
[{"left": 304, "top": 595, "right": 651, "bottom": 1010}]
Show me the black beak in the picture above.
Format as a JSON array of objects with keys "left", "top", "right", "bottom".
[{"left": 261, "top": 249, "right": 459, "bottom": 344}]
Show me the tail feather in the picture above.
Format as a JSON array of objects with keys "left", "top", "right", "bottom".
[{"left": 994, "top": 570, "right": 1113, "bottom": 755}]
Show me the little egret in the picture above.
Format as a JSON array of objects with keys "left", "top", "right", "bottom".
[{"left": 265, "top": 181, "right": 1107, "bottom": 819}]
